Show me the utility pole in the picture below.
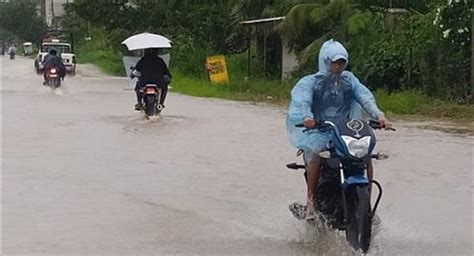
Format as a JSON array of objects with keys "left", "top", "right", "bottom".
[
  {"left": 45, "top": 0, "right": 53, "bottom": 27},
  {"left": 471, "top": 7, "right": 473, "bottom": 103},
  {"left": 40, "top": 0, "right": 46, "bottom": 24},
  {"left": 50, "top": 0, "right": 54, "bottom": 16},
  {"left": 50, "top": 0, "right": 55, "bottom": 28}
]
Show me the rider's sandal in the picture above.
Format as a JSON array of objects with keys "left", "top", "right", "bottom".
[{"left": 289, "top": 202, "right": 306, "bottom": 220}]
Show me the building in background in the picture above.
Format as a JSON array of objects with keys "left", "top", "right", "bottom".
[
  {"left": 40, "top": 0, "right": 73, "bottom": 27},
  {"left": 241, "top": 17, "right": 299, "bottom": 80}
]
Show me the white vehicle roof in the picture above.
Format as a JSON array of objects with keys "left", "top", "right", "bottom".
[{"left": 42, "top": 42, "right": 71, "bottom": 46}]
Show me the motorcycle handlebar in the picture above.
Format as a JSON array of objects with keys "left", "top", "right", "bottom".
[
  {"left": 368, "top": 120, "right": 396, "bottom": 131},
  {"left": 296, "top": 120, "right": 396, "bottom": 131},
  {"left": 295, "top": 121, "right": 332, "bottom": 132}
]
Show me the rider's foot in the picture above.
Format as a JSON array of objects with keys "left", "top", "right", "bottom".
[
  {"left": 305, "top": 200, "right": 317, "bottom": 220},
  {"left": 289, "top": 202, "right": 306, "bottom": 220},
  {"left": 134, "top": 103, "right": 143, "bottom": 111}
]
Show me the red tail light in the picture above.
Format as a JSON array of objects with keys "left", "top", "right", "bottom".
[
  {"left": 145, "top": 87, "right": 157, "bottom": 94},
  {"left": 50, "top": 68, "right": 57, "bottom": 74}
]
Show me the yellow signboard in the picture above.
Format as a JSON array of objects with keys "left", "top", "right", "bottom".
[{"left": 206, "top": 55, "right": 229, "bottom": 84}]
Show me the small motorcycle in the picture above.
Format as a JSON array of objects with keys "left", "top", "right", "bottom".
[
  {"left": 45, "top": 67, "right": 61, "bottom": 89},
  {"left": 140, "top": 83, "right": 162, "bottom": 118},
  {"left": 287, "top": 118, "right": 394, "bottom": 253},
  {"left": 130, "top": 67, "right": 163, "bottom": 119}
]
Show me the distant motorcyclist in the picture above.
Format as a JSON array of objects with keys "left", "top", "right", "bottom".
[
  {"left": 8, "top": 43, "right": 16, "bottom": 59},
  {"left": 42, "top": 48, "right": 65, "bottom": 85},
  {"left": 1, "top": 42, "right": 6, "bottom": 56},
  {"left": 133, "top": 48, "right": 171, "bottom": 110}
]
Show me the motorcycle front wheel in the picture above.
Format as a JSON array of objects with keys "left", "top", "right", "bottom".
[{"left": 345, "top": 185, "right": 372, "bottom": 253}]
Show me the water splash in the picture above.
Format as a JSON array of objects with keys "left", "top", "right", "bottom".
[{"left": 53, "top": 88, "right": 64, "bottom": 95}]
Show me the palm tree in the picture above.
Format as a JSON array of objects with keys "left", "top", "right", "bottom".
[{"left": 278, "top": 0, "right": 375, "bottom": 73}]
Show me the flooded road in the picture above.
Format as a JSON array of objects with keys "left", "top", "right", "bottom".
[{"left": 1, "top": 56, "right": 472, "bottom": 255}]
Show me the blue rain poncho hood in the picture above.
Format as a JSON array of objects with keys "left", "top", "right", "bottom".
[
  {"left": 318, "top": 39, "right": 348, "bottom": 75},
  {"left": 286, "top": 39, "right": 384, "bottom": 156}
]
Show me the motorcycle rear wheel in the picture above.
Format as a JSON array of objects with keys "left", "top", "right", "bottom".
[
  {"left": 345, "top": 185, "right": 372, "bottom": 253},
  {"left": 48, "top": 78, "right": 60, "bottom": 89},
  {"left": 145, "top": 94, "right": 157, "bottom": 117}
]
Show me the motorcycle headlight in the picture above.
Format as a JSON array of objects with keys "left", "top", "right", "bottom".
[{"left": 341, "top": 135, "right": 371, "bottom": 158}]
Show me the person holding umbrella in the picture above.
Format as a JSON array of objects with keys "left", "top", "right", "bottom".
[
  {"left": 122, "top": 33, "right": 172, "bottom": 111},
  {"left": 133, "top": 48, "right": 171, "bottom": 110}
]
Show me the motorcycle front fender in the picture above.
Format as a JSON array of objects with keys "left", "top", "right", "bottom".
[{"left": 343, "top": 175, "right": 369, "bottom": 189}]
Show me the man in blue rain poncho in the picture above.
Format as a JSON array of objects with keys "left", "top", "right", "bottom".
[{"left": 287, "top": 39, "right": 391, "bottom": 219}]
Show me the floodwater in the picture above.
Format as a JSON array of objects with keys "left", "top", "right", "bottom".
[{"left": 1, "top": 56, "right": 472, "bottom": 255}]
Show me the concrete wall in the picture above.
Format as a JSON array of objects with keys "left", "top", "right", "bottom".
[
  {"left": 281, "top": 37, "right": 298, "bottom": 80},
  {"left": 44, "top": 0, "right": 73, "bottom": 26}
]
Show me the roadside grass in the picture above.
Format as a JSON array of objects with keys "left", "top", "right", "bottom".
[
  {"left": 374, "top": 90, "right": 474, "bottom": 122},
  {"left": 172, "top": 75, "right": 473, "bottom": 122},
  {"left": 171, "top": 71, "right": 294, "bottom": 104},
  {"left": 73, "top": 29, "right": 126, "bottom": 76},
  {"left": 75, "top": 47, "right": 125, "bottom": 76},
  {"left": 373, "top": 89, "right": 430, "bottom": 115},
  {"left": 74, "top": 47, "right": 473, "bottom": 122}
]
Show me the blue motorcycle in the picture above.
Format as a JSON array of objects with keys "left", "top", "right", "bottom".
[{"left": 287, "top": 118, "right": 394, "bottom": 253}]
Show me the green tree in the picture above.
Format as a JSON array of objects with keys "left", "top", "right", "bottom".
[
  {"left": 0, "top": 0, "right": 46, "bottom": 42},
  {"left": 433, "top": 0, "right": 471, "bottom": 102},
  {"left": 278, "top": 1, "right": 360, "bottom": 73}
]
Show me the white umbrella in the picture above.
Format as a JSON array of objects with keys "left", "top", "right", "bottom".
[{"left": 122, "top": 32, "right": 172, "bottom": 50}]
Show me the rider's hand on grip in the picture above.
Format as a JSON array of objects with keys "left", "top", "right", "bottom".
[
  {"left": 303, "top": 117, "right": 316, "bottom": 128},
  {"left": 377, "top": 116, "right": 395, "bottom": 131},
  {"left": 369, "top": 120, "right": 396, "bottom": 131}
]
